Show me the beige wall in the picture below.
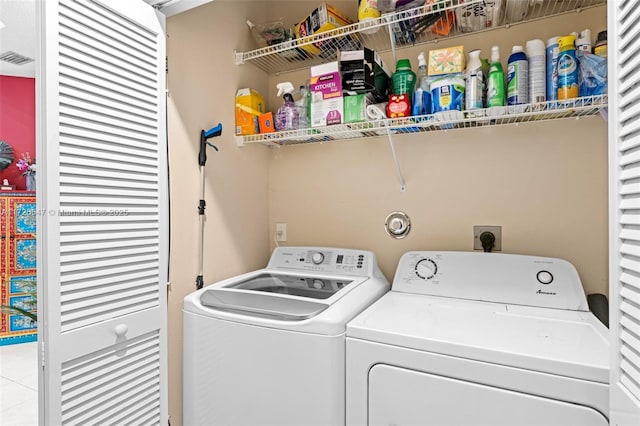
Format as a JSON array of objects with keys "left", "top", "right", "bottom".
[
  {"left": 166, "top": 1, "right": 271, "bottom": 423},
  {"left": 167, "top": 2, "right": 608, "bottom": 424},
  {"left": 269, "top": 117, "right": 608, "bottom": 294}
]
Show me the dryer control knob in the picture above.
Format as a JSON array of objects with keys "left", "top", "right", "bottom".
[
  {"left": 537, "top": 270, "right": 553, "bottom": 285},
  {"left": 311, "top": 252, "right": 325, "bottom": 264},
  {"left": 415, "top": 258, "right": 438, "bottom": 280}
]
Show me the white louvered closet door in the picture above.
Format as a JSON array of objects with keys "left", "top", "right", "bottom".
[
  {"left": 38, "top": 1, "right": 168, "bottom": 424},
  {"left": 609, "top": 0, "right": 640, "bottom": 424}
]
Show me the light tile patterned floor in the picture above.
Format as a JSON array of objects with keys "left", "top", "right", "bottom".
[{"left": 0, "top": 342, "right": 38, "bottom": 425}]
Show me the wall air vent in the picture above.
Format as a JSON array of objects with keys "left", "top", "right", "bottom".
[{"left": 0, "top": 51, "right": 34, "bottom": 65}]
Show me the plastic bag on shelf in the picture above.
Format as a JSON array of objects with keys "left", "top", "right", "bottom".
[
  {"left": 384, "top": 0, "right": 452, "bottom": 46},
  {"left": 247, "top": 19, "right": 309, "bottom": 61},
  {"left": 576, "top": 50, "right": 607, "bottom": 97}
]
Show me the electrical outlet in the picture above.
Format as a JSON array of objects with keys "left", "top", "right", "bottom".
[
  {"left": 473, "top": 225, "right": 502, "bottom": 251},
  {"left": 275, "top": 223, "right": 287, "bottom": 242}
]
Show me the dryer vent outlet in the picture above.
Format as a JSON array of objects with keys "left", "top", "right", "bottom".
[{"left": 473, "top": 225, "right": 501, "bottom": 251}]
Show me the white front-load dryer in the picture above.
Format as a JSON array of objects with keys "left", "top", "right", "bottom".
[
  {"left": 346, "top": 251, "right": 609, "bottom": 425},
  {"left": 183, "top": 246, "right": 389, "bottom": 426}
]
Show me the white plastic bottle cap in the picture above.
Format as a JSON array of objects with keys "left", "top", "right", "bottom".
[{"left": 525, "top": 39, "right": 545, "bottom": 56}]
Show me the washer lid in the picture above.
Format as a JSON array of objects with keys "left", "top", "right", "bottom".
[
  {"left": 347, "top": 292, "right": 610, "bottom": 383},
  {"left": 200, "top": 288, "right": 328, "bottom": 321},
  {"left": 227, "top": 272, "right": 353, "bottom": 299},
  {"left": 199, "top": 272, "right": 355, "bottom": 321}
]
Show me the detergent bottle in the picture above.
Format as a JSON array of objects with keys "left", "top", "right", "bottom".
[
  {"left": 487, "top": 46, "right": 506, "bottom": 110},
  {"left": 275, "top": 82, "right": 299, "bottom": 131}
]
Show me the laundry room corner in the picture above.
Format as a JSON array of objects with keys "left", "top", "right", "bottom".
[{"left": 165, "top": 1, "right": 272, "bottom": 423}]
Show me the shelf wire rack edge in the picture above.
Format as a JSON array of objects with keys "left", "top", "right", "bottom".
[{"left": 240, "top": 95, "right": 608, "bottom": 147}]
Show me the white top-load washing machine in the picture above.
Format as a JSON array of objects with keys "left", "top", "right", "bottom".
[
  {"left": 346, "top": 251, "right": 610, "bottom": 426},
  {"left": 183, "top": 246, "right": 389, "bottom": 426}
]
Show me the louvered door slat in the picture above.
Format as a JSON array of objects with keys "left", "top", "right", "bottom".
[
  {"left": 622, "top": 284, "right": 640, "bottom": 305},
  {"left": 621, "top": 213, "right": 640, "bottom": 225},
  {"left": 61, "top": 269, "right": 159, "bottom": 294},
  {"left": 60, "top": 332, "right": 161, "bottom": 425},
  {"left": 64, "top": 0, "right": 156, "bottom": 51},
  {"left": 60, "top": 166, "right": 159, "bottom": 184},
  {"left": 60, "top": 116, "right": 157, "bottom": 146},
  {"left": 621, "top": 147, "right": 640, "bottom": 167},
  {"left": 60, "top": 84, "right": 156, "bottom": 118},
  {"left": 620, "top": 198, "right": 640, "bottom": 210},
  {"left": 61, "top": 174, "right": 158, "bottom": 191},
  {"left": 61, "top": 236, "right": 158, "bottom": 253},
  {"left": 59, "top": 106, "right": 158, "bottom": 139},
  {"left": 59, "top": 49, "right": 156, "bottom": 97},
  {"left": 42, "top": 1, "right": 167, "bottom": 423},
  {"left": 622, "top": 313, "right": 640, "bottom": 343},
  {"left": 58, "top": 12, "right": 156, "bottom": 77},
  {"left": 621, "top": 243, "right": 640, "bottom": 259},
  {"left": 620, "top": 167, "right": 640, "bottom": 182},
  {"left": 61, "top": 261, "right": 160, "bottom": 284},
  {"left": 62, "top": 279, "right": 160, "bottom": 305},
  {"left": 60, "top": 135, "right": 157, "bottom": 161},
  {"left": 620, "top": 180, "right": 640, "bottom": 195},
  {"left": 620, "top": 120, "right": 640, "bottom": 147},
  {"left": 620, "top": 93, "right": 640, "bottom": 123},
  {"left": 619, "top": 3, "right": 640, "bottom": 35},
  {"left": 59, "top": 76, "right": 156, "bottom": 117},
  {"left": 619, "top": 41, "right": 640, "bottom": 78}
]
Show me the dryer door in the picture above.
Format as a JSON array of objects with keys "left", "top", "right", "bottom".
[{"left": 369, "top": 364, "right": 608, "bottom": 426}]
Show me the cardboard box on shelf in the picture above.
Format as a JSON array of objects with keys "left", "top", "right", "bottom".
[
  {"left": 428, "top": 45, "right": 465, "bottom": 76},
  {"left": 339, "top": 48, "right": 391, "bottom": 103},
  {"left": 235, "top": 88, "right": 265, "bottom": 135},
  {"left": 310, "top": 61, "right": 343, "bottom": 127},
  {"left": 294, "top": 3, "right": 354, "bottom": 56}
]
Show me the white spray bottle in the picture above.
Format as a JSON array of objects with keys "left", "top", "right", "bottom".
[{"left": 275, "top": 82, "right": 299, "bottom": 131}]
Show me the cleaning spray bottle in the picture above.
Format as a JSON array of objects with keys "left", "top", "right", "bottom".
[
  {"left": 275, "top": 82, "right": 299, "bottom": 131},
  {"left": 486, "top": 46, "right": 506, "bottom": 115},
  {"left": 296, "top": 83, "right": 309, "bottom": 129},
  {"left": 412, "top": 52, "right": 430, "bottom": 116},
  {"left": 465, "top": 49, "right": 484, "bottom": 112}
]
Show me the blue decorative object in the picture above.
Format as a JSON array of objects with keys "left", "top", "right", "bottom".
[
  {"left": 16, "top": 239, "right": 36, "bottom": 271},
  {"left": 15, "top": 202, "right": 36, "bottom": 233},
  {"left": 9, "top": 275, "right": 36, "bottom": 293}
]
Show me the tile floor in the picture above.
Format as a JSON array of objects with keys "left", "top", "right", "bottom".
[{"left": 0, "top": 341, "right": 38, "bottom": 425}]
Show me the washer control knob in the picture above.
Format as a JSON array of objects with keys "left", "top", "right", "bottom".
[
  {"left": 537, "top": 270, "right": 553, "bottom": 285},
  {"left": 415, "top": 258, "right": 438, "bottom": 280},
  {"left": 312, "top": 279, "right": 324, "bottom": 289},
  {"left": 311, "top": 252, "right": 324, "bottom": 264}
]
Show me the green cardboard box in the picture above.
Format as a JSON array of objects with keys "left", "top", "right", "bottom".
[{"left": 343, "top": 94, "right": 371, "bottom": 123}]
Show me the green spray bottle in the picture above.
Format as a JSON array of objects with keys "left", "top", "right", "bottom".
[{"left": 486, "top": 46, "right": 506, "bottom": 110}]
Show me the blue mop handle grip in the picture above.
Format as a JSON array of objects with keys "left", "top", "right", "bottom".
[{"left": 204, "top": 123, "right": 222, "bottom": 139}]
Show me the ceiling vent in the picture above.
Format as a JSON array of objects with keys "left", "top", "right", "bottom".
[{"left": 0, "top": 51, "right": 34, "bottom": 66}]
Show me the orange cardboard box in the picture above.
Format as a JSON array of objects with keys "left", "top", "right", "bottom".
[{"left": 235, "top": 88, "right": 265, "bottom": 135}]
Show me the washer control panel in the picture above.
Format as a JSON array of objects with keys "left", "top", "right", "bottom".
[
  {"left": 393, "top": 251, "right": 589, "bottom": 311},
  {"left": 268, "top": 247, "right": 373, "bottom": 276}
]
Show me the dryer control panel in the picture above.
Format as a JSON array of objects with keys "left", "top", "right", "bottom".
[
  {"left": 392, "top": 251, "right": 589, "bottom": 312},
  {"left": 268, "top": 247, "right": 375, "bottom": 277}
]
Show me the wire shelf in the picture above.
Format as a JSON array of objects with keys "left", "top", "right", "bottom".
[
  {"left": 238, "top": 95, "right": 608, "bottom": 147},
  {"left": 235, "top": 0, "right": 606, "bottom": 75}
]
